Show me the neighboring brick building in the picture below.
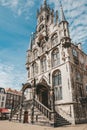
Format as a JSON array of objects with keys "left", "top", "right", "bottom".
[{"left": 5, "top": 88, "right": 22, "bottom": 109}]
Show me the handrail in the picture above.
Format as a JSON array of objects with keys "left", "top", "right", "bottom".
[
  {"left": 34, "top": 99, "right": 52, "bottom": 112},
  {"left": 12, "top": 103, "right": 20, "bottom": 116},
  {"left": 34, "top": 99, "right": 53, "bottom": 120}
]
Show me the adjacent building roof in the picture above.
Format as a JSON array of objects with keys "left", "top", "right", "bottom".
[{"left": 5, "top": 88, "right": 22, "bottom": 96}]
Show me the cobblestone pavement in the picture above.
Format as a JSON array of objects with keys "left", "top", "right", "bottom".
[{"left": 0, "top": 121, "right": 87, "bottom": 130}]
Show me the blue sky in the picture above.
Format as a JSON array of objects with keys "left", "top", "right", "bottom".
[{"left": 0, "top": 0, "right": 87, "bottom": 90}]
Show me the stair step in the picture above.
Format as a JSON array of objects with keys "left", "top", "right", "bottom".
[{"left": 11, "top": 99, "right": 71, "bottom": 127}]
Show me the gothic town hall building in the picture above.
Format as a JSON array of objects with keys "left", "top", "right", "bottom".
[{"left": 19, "top": 0, "right": 87, "bottom": 127}]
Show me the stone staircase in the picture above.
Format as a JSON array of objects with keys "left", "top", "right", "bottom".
[
  {"left": 10, "top": 99, "right": 71, "bottom": 127},
  {"left": 54, "top": 112, "right": 71, "bottom": 127}
]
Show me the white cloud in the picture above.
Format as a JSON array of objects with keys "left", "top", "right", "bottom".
[
  {"left": 0, "top": 0, "right": 18, "bottom": 8},
  {"left": 48, "top": 0, "right": 87, "bottom": 46},
  {"left": 0, "top": 63, "right": 26, "bottom": 90},
  {"left": 0, "top": 0, "right": 34, "bottom": 16}
]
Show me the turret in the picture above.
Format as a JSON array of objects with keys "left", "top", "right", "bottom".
[
  {"left": 59, "top": 3, "right": 71, "bottom": 48},
  {"left": 36, "top": 0, "right": 53, "bottom": 46}
]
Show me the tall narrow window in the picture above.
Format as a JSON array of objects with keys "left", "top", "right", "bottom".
[
  {"left": 52, "top": 49, "right": 60, "bottom": 67},
  {"left": 72, "top": 48, "right": 79, "bottom": 64},
  {"left": 51, "top": 33, "right": 58, "bottom": 47},
  {"left": 41, "top": 56, "right": 46, "bottom": 72},
  {"left": 32, "top": 62, "right": 38, "bottom": 76},
  {"left": 53, "top": 70, "right": 62, "bottom": 100}
]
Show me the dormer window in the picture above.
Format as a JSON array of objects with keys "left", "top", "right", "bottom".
[{"left": 0, "top": 88, "right": 5, "bottom": 94}]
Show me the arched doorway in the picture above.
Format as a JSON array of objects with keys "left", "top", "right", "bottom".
[
  {"left": 36, "top": 84, "right": 49, "bottom": 107},
  {"left": 19, "top": 83, "right": 32, "bottom": 123}
]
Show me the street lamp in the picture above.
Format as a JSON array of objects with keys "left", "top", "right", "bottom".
[
  {"left": 31, "top": 78, "right": 36, "bottom": 124},
  {"left": 9, "top": 96, "right": 14, "bottom": 121}
]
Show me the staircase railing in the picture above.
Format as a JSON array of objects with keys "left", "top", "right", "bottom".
[
  {"left": 12, "top": 103, "right": 20, "bottom": 117},
  {"left": 34, "top": 99, "right": 53, "bottom": 120}
]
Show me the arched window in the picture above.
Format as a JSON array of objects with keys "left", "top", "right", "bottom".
[
  {"left": 32, "top": 62, "right": 38, "bottom": 76},
  {"left": 33, "top": 49, "right": 38, "bottom": 59},
  {"left": 24, "top": 88, "right": 32, "bottom": 100},
  {"left": 52, "top": 48, "right": 60, "bottom": 67},
  {"left": 41, "top": 56, "right": 46, "bottom": 72},
  {"left": 51, "top": 33, "right": 58, "bottom": 47},
  {"left": 52, "top": 70, "right": 62, "bottom": 100}
]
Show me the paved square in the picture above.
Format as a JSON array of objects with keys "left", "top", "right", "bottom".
[{"left": 0, "top": 121, "right": 87, "bottom": 130}]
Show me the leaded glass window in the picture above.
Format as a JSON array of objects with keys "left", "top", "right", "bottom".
[
  {"left": 41, "top": 56, "right": 46, "bottom": 72},
  {"left": 52, "top": 49, "right": 60, "bottom": 67},
  {"left": 32, "top": 62, "right": 38, "bottom": 76},
  {"left": 53, "top": 70, "right": 62, "bottom": 100},
  {"left": 51, "top": 33, "right": 58, "bottom": 47}
]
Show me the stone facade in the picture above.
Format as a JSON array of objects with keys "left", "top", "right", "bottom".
[{"left": 25, "top": 0, "right": 87, "bottom": 124}]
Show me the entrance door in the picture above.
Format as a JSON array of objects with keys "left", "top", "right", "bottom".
[
  {"left": 37, "top": 85, "right": 49, "bottom": 107},
  {"left": 42, "top": 91, "right": 48, "bottom": 107}
]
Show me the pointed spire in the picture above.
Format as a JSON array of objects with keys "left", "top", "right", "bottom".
[
  {"left": 43, "top": 0, "right": 47, "bottom": 8},
  {"left": 44, "top": 0, "right": 47, "bottom": 5},
  {"left": 60, "top": 1, "right": 66, "bottom": 21}
]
